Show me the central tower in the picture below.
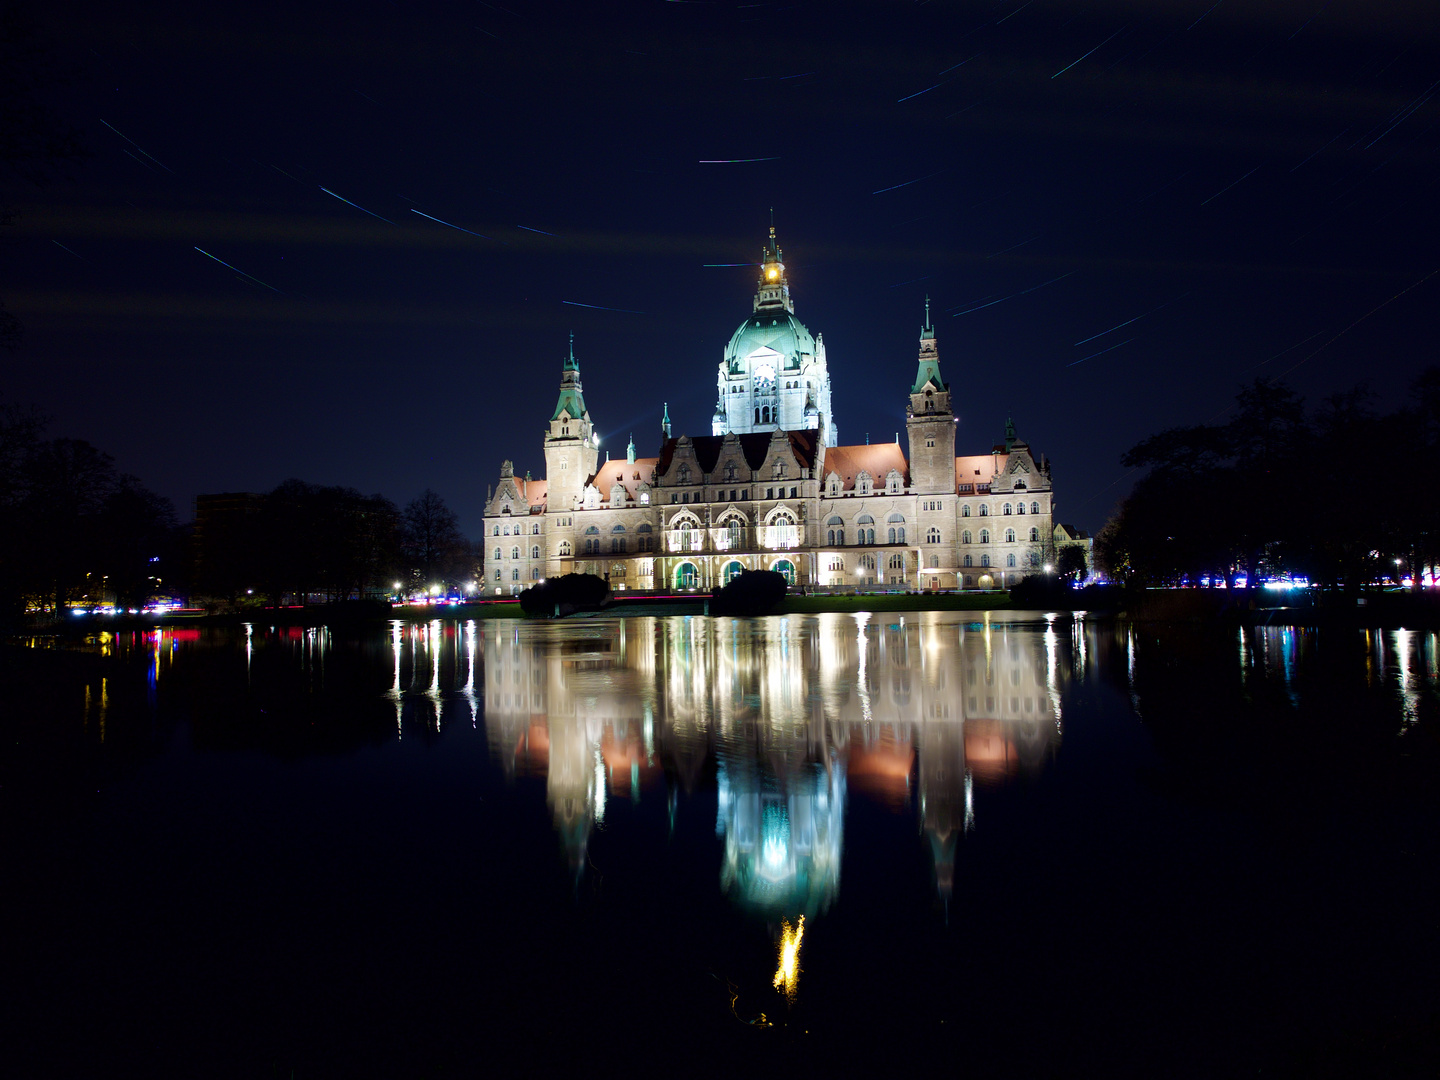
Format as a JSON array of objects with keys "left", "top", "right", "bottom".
[{"left": 712, "top": 225, "right": 837, "bottom": 444}]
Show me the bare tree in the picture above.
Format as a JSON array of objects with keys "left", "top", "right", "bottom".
[{"left": 401, "top": 489, "right": 467, "bottom": 591}]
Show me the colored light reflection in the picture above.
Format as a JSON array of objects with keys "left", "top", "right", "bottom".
[{"left": 773, "top": 916, "right": 804, "bottom": 1001}]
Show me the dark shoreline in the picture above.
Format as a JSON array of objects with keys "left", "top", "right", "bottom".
[{"left": 11, "top": 586, "right": 1440, "bottom": 638}]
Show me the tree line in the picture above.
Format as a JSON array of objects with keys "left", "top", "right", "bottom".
[
  {"left": 1096, "top": 369, "right": 1440, "bottom": 590},
  {"left": 194, "top": 484, "right": 475, "bottom": 608},
  {"left": 0, "top": 404, "right": 477, "bottom": 621}
]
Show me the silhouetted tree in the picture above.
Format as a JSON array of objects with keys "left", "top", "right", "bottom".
[
  {"left": 1056, "top": 544, "right": 1088, "bottom": 583},
  {"left": 401, "top": 489, "right": 467, "bottom": 591}
]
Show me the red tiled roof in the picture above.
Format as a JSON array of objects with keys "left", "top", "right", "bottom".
[
  {"left": 821, "top": 442, "right": 909, "bottom": 491},
  {"left": 516, "top": 477, "right": 548, "bottom": 510},
  {"left": 585, "top": 457, "right": 660, "bottom": 500},
  {"left": 955, "top": 454, "right": 1002, "bottom": 489}
]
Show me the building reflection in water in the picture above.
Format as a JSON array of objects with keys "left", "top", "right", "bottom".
[{"left": 483, "top": 613, "right": 1068, "bottom": 914}]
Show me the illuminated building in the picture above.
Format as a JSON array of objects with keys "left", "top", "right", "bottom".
[{"left": 483, "top": 227, "right": 1061, "bottom": 593}]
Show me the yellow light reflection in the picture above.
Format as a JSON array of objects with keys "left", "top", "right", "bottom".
[{"left": 773, "top": 915, "right": 805, "bottom": 1000}]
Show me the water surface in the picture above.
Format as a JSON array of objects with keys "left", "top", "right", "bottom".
[{"left": 7, "top": 615, "right": 1438, "bottom": 1076}]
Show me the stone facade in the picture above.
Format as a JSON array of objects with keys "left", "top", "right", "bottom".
[{"left": 483, "top": 230, "right": 1059, "bottom": 594}]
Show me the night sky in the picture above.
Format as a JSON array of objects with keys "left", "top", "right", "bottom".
[{"left": 6, "top": 0, "right": 1438, "bottom": 537}]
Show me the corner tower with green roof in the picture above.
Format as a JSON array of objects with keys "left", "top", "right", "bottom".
[
  {"left": 712, "top": 225, "right": 837, "bottom": 444},
  {"left": 543, "top": 334, "right": 598, "bottom": 512},
  {"left": 905, "top": 297, "right": 956, "bottom": 494}
]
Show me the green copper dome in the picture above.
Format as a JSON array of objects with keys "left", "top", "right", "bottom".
[{"left": 725, "top": 311, "right": 816, "bottom": 372}]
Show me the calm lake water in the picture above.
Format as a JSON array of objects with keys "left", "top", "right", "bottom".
[{"left": 7, "top": 614, "right": 1439, "bottom": 1077}]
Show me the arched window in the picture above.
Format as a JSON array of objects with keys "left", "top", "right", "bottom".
[
  {"left": 727, "top": 518, "right": 744, "bottom": 550},
  {"left": 532, "top": 568, "right": 542, "bottom": 580},
  {"left": 493, "top": 525, "right": 500, "bottom": 536},
  {"left": 1029, "top": 552, "right": 1041, "bottom": 567},
  {"left": 888, "top": 553, "right": 904, "bottom": 570},
  {"left": 928, "top": 555, "right": 939, "bottom": 569},
  {"left": 963, "top": 554, "right": 973, "bottom": 567},
  {"left": 979, "top": 504, "right": 989, "bottom": 517},
  {"left": 723, "top": 561, "right": 744, "bottom": 585},
  {"left": 531, "top": 546, "right": 540, "bottom": 560},
  {"left": 1006, "top": 554, "right": 1017, "bottom": 568},
  {"left": 1031, "top": 501, "right": 1040, "bottom": 514},
  {"left": 980, "top": 529, "right": 990, "bottom": 544},
  {"left": 511, "top": 547, "right": 520, "bottom": 559},
  {"left": 962, "top": 530, "right": 971, "bottom": 544},
  {"left": 856, "top": 471, "right": 872, "bottom": 495},
  {"left": 897, "top": 527, "right": 905, "bottom": 543},
  {"left": 961, "top": 504, "right": 970, "bottom": 517},
  {"left": 1029, "top": 527, "right": 1039, "bottom": 543},
  {"left": 1003, "top": 503, "right": 1012, "bottom": 515},
  {"left": 772, "top": 559, "right": 797, "bottom": 585},
  {"left": 493, "top": 547, "right": 501, "bottom": 561},
  {"left": 1005, "top": 528, "right": 1015, "bottom": 544},
  {"left": 768, "top": 510, "right": 797, "bottom": 550},
  {"left": 512, "top": 568, "right": 520, "bottom": 581},
  {"left": 980, "top": 554, "right": 990, "bottom": 567},
  {"left": 1015, "top": 502, "right": 1025, "bottom": 515},
  {"left": 926, "top": 527, "right": 941, "bottom": 544},
  {"left": 494, "top": 569, "right": 501, "bottom": 580},
  {"left": 888, "top": 527, "right": 896, "bottom": 544},
  {"left": 532, "top": 523, "right": 540, "bottom": 535},
  {"left": 675, "top": 562, "right": 698, "bottom": 589},
  {"left": 559, "top": 541, "right": 571, "bottom": 556}
]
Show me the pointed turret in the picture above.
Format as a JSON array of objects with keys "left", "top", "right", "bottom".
[
  {"left": 907, "top": 297, "right": 957, "bottom": 494},
  {"left": 911, "top": 294, "right": 946, "bottom": 394},
  {"left": 551, "top": 332, "right": 588, "bottom": 422},
  {"left": 544, "top": 335, "right": 598, "bottom": 509},
  {"left": 626, "top": 434, "right": 636, "bottom": 464},
  {"left": 661, "top": 402, "right": 671, "bottom": 440},
  {"left": 754, "top": 221, "right": 794, "bottom": 315}
]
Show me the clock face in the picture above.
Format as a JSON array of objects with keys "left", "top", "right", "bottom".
[{"left": 755, "top": 363, "right": 775, "bottom": 388}]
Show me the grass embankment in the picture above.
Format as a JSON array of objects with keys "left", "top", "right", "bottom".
[{"left": 776, "top": 592, "right": 1011, "bottom": 615}]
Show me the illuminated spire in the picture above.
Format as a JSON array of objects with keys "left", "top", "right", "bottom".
[
  {"left": 661, "top": 402, "right": 671, "bottom": 439},
  {"left": 911, "top": 297, "right": 945, "bottom": 393},
  {"left": 551, "top": 334, "right": 587, "bottom": 422},
  {"left": 626, "top": 433, "right": 636, "bottom": 463},
  {"left": 755, "top": 217, "right": 793, "bottom": 314}
]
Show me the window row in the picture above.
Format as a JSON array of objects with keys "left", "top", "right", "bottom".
[
  {"left": 960, "top": 501, "right": 1042, "bottom": 518},
  {"left": 959, "top": 527, "right": 1042, "bottom": 544}
]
